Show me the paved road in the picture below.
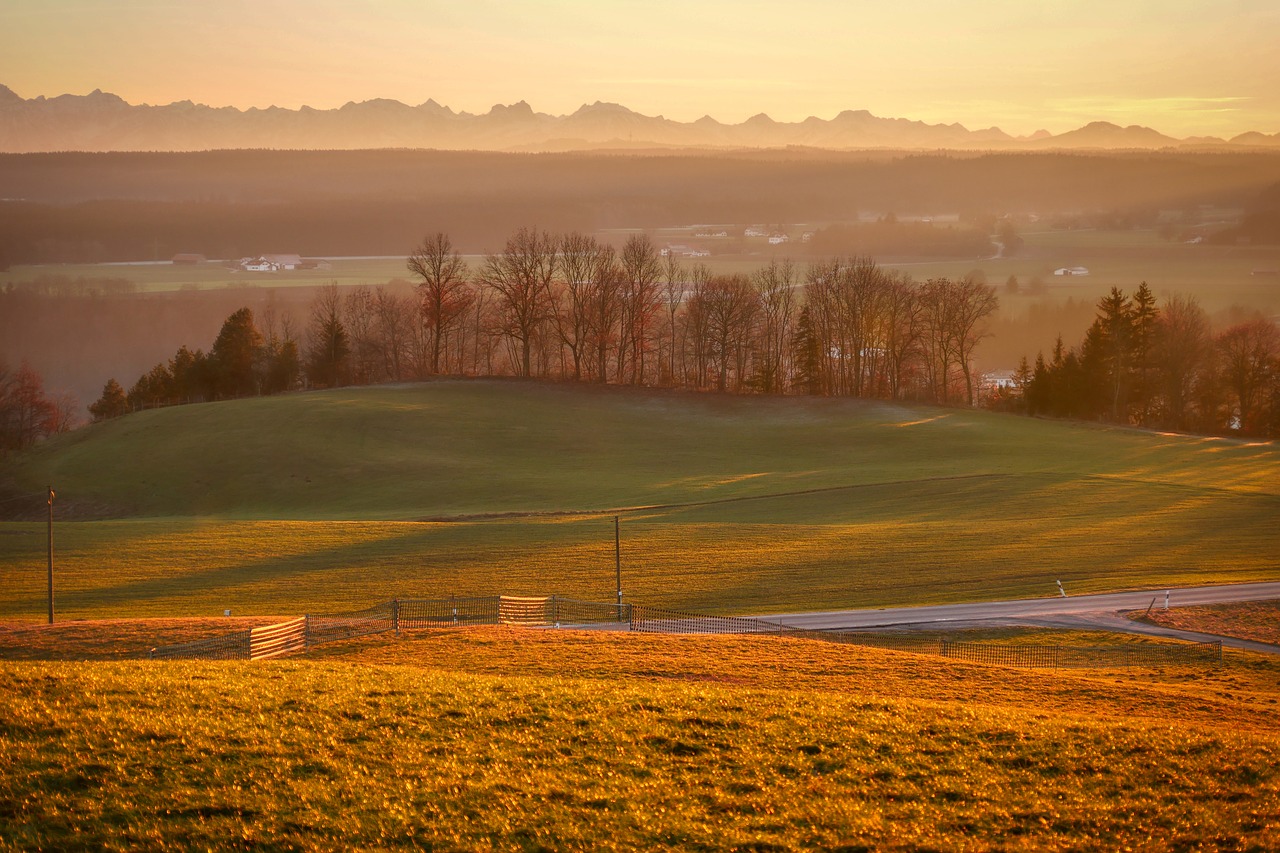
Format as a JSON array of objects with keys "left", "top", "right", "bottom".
[{"left": 760, "top": 580, "right": 1280, "bottom": 633}]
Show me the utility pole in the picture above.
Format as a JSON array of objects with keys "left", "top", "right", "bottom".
[
  {"left": 614, "top": 515, "right": 622, "bottom": 607},
  {"left": 47, "top": 486, "right": 55, "bottom": 624}
]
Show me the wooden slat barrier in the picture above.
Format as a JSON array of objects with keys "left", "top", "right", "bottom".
[
  {"left": 498, "top": 595, "right": 550, "bottom": 626},
  {"left": 249, "top": 617, "right": 307, "bottom": 660}
]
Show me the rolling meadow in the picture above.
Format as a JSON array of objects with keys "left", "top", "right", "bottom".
[
  {"left": 3, "top": 374, "right": 1279, "bottom": 851},
  {"left": 1, "top": 380, "right": 1277, "bottom": 619}
]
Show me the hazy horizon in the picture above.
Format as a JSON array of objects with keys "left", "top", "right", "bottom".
[{"left": 2, "top": 0, "right": 1278, "bottom": 139}]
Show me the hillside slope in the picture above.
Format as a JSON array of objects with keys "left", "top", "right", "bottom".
[
  {"left": 7, "top": 380, "right": 1278, "bottom": 520},
  {"left": 1, "top": 381, "right": 1276, "bottom": 618}
]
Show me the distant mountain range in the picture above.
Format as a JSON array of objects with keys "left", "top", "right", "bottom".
[{"left": 2, "top": 85, "right": 1279, "bottom": 153}]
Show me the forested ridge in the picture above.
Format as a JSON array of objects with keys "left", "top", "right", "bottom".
[
  {"left": 68, "top": 227, "right": 1278, "bottom": 445},
  {"left": 88, "top": 230, "right": 997, "bottom": 419},
  {"left": 3, "top": 149, "right": 1280, "bottom": 264}
]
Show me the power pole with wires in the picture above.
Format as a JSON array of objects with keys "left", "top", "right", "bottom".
[{"left": 47, "top": 486, "right": 55, "bottom": 624}]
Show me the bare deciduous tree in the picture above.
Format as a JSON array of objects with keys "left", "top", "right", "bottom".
[
  {"left": 619, "top": 234, "right": 663, "bottom": 384},
  {"left": 1155, "top": 295, "right": 1212, "bottom": 431},
  {"left": 752, "top": 258, "right": 796, "bottom": 394},
  {"left": 661, "top": 253, "right": 686, "bottom": 386},
  {"left": 1216, "top": 319, "right": 1280, "bottom": 436},
  {"left": 695, "top": 274, "right": 759, "bottom": 392},
  {"left": 555, "top": 232, "right": 610, "bottom": 381},
  {"left": 479, "top": 227, "right": 558, "bottom": 377},
  {"left": 408, "top": 232, "right": 473, "bottom": 375}
]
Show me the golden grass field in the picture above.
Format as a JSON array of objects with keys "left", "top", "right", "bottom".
[
  {"left": 1144, "top": 600, "right": 1280, "bottom": 646},
  {"left": 2, "top": 624, "right": 1278, "bottom": 851}
]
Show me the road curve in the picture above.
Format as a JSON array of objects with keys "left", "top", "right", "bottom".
[{"left": 759, "top": 580, "right": 1280, "bottom": 632}]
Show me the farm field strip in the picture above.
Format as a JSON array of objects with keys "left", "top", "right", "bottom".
[
  {"left": 2, "top": 501, "right": 1277, "bottom": 620},
  {"left": 9, "top": 229, "right": 1280, "bottom": 312}
]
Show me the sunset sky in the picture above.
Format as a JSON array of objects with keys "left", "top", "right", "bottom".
[{"left": 2, "top": 0, "right": 1278, "bottom": 138}]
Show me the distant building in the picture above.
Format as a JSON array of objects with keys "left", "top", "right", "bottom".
[
  {"left": 240, "top": 253, "right": 304, "bottom": 272},
  {"left": 1053, "top": 266, "right": 1090, "bottom": 276},
  {"left": 171, "top": 253, "right": 206, "bottom": 265},
  {"left": 661, "top": 244, "right": 710, "bottom": 258},
  {"left": 263, "top": 253, "right": 303, "bottom": 270},
  {"left": 768, "top": 234, "right": 789, "bottom": 245},
  {"left": 984, "top": 370, "right": 1018, "bottom": 389}
]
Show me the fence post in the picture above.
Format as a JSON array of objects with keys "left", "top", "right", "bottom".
[
  {"left": 393, "top": 599, "right": 400, "bottom": 636},
  {"left": 304, "top": 615, "right": 310, "bottom": 650}
]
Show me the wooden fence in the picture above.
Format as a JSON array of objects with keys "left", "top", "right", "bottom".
[{"left": 148, "top": 594, "right": 1223, "bottom": 671}]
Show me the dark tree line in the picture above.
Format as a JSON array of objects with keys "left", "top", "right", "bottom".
[
  {"left": 1015, "top": 284, "right": 1280, "bottom": 437},
  {"left": 93, "top": 307, "right": 301, "bottom": 417},
  {"left": 88, "top": 228, "right": 1002, "bottom": 421}
]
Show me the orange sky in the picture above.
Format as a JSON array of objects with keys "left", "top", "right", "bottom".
[{"left": 2, "top": 0, "right": 1278, "bottom": 137}]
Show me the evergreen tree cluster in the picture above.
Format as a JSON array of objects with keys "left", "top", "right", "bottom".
[
  {"left": 1018, "top": 284, "right": 1280, "bottom": 438},
  {"left": 90, "top": 308, "right": 300, "bottom": 420}
]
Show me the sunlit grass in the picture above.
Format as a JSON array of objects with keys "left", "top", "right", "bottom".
[
  {"left": 1, "top": 382, "right": 1276, "bottom": 620},
  {"left": 2, "top": 630, "right": 1278, "bottom": 851},
  {"left": 1142, "top": 600, "right": 1280, "bottom": 646}
]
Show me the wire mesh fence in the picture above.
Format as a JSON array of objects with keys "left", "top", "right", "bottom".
[
  {"left": 149, "top": 628, "right": 252, "bottom": 661},
  {"left": 399, "top": 596, "right": 502, "bottom": 628},
  {"left": 549, "top": 597, "right": 631, "bottom": 626},
  {"left": 306, "top": 602, "right": 396, "bottom": 647},
  {"left": 148, "top": 595, "right": 631, "bottom": 660},
  {"left": 147, "top": 593, "right": 1223, "bottom": 670},
  {"left": 630, "top": 605, "right": 788, "bottom": 636}
]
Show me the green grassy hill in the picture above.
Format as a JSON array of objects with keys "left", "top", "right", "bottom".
[{"left": 1, "top": 380, "right": 1277, "bottom": 618}]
